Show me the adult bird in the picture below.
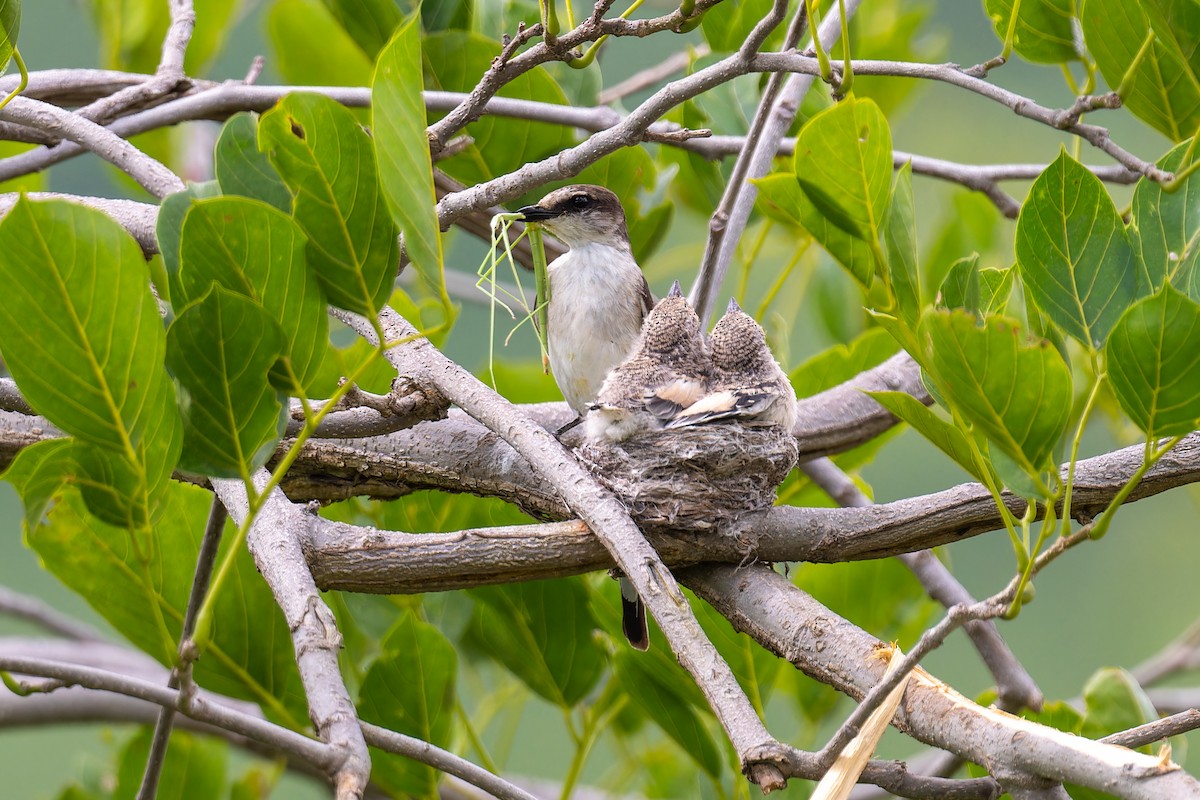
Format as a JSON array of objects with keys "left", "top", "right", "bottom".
[{"left": 518, "top": 185, "right": 653, "bottom": 424}]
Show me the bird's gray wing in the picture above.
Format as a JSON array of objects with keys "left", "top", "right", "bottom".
[
  {"left": 643, "top": 377, "right": 707, "bottom": 420},
  {"left": 664, "top": 386, "right": 779, "bottom": 428}
]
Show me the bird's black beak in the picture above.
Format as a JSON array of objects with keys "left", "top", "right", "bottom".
[{"left": 517, "top": 205, "right": 559, "bottom": 222}]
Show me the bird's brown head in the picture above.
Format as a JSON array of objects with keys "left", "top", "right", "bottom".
[
  {"left": 638, "top": 288, "right": 704, "bottom": 358},
  {"left": 517, "top": 185, "right": 629, "bottom": 247},
  {"left": 709, "top": 297, "right": 770, "bottom": 371}
]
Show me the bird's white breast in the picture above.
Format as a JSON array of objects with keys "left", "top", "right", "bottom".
[{"left": 547, "top": 243, "right": 647, "bottom": 415}]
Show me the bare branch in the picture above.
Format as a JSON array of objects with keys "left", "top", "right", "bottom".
[
  {"left": 212, "top": 474, "right": 371, "bottom": 800},
  {"left": 0, "top": 96, "right": 183, "bottom": 198},
  {"left": 752, "top": 54, "right": 1171, "bottom": 183},
  {"left": 1101, "top": 709, "right": 1200, "bottom": 750},
  {"left": 0, "top": 193, "right": 159, "bottom": 256},
  {"left": 0, "top": 651, "right": 337, "bottom": 769}
]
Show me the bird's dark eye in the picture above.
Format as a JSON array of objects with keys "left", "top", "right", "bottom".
[{"left": 571, "top": 193, "right": 590, "bottom": 209}]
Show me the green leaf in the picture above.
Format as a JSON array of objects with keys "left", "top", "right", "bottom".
[
  {"left": 752, "top": 173, "right": 808, "bottom": 229},
  {"left": 166, "top": 287, "right": 288, "bottom": 478},
  {"left": 28, "top": 481, "right": 306, "bottom": 720},
  {"left": 2, "top": 439, "right": 77, "bottom": 532},
  {"left": 214, "top": 113, "right": 292, "bottom": 213},
  {"left": 423, "top": 32, "right": 573, "bottom": 188},
  {"left": 113, "top": 727, "right": 227, "bottom": 800},
  {"left": 792, "top": 176, "right": 877, "bottom": 287},
  {"left": 372, "top": 15, "right": 447, "bottom": 308},
  {"left": 922, "top": 309, "right": 1072, "bottom": 478},
  {"left": 0, "top": 0, "right": 20, "bottom": 74},
  {"left": 320, "top": 0, "right": 404, "bottom": 58},
  {"left": 359, "top": 612, "right": 457, "bottom": 799},
  {"left": 1131, "top": 139, "right": 1200, "bottom": 295},
  {"left": 158, "top": 181, "right": 223, "bottom": 307},
  {"left": 0, "top": 198, "right": 167, "bottom": 449},
  {"left": 260, "top": 92, "right": 400, "bottom": 317},
  {"left": 885, "top": 162, "right": 921, "bottom": 327},
  {"left": 984, "top": 0, "right": 1080, "bottom": 64},
  {"left": 1081, "top": 0, "right": 1200, "bottom": 142},
  {"left": 789, "top": 327, "right": 898, "bottom": 399},
  {"left": 466, "top": 579, "right": 605, "bottom": 707},
  {"left": 701, "top": 0, "right": 776, "bottom": 51},
  {"left": 613, "top": 648, "right": 724, "bottom": 779},
  {"left": 1105, "top": 284, "right": 1200, "bottom": 437},
  {"left": 267, "top": 0, "right": 373, "bottom": 86},
  {"left": 869, "top": 390, "right": 993, "bottom": 485},
  {"left": 1080, "top": 667, "right": 1158, "bottom": 748},
  {"left": 794, "top": 97, "right": 892, "bottom": 252},
  {"left": 1016, "top": 151, "right": 1140, "bottom": 347},
  {"left": 1141, "top": 0, "right": 1200, "bottom": 77},
  {"left": 938, "top": 254, "right": 982, "bottom": 314},
  {"left": 179, "top": 196, "right": 327, "bottom": 391}
]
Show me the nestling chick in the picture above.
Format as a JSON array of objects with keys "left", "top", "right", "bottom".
[
  {"left": 517, "top": 185, "right": 653, "bottom": 419},
  {"left": 585, "top": 282, "right": 709, "bottom": 444},
  {"left": 667, "top": 298, "right": 797, "bottom": 431}
]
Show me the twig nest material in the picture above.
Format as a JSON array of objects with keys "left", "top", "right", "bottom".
[{"left": 576, "top": 423, "right": 798, "bottom": 532}]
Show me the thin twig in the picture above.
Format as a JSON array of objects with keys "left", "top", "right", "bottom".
[
  {"left": 136, "top": 496, "right": 227, "bottom": 800},
  {"left": 1100, "top": 708, "right": 1200, "bottom": 749}
]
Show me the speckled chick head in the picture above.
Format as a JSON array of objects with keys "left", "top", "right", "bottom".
[
  {"left": 517, "top": 185, "right": 629, "bottom": 247},
  {"left": 709, "top": 298, "right": 770, "bottom": 375},
  {"left": 638, "top": 282, "right": 704, "bottom": 361}
]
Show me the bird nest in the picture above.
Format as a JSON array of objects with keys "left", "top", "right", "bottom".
[{"left": 575, "top": 424, "right": 798, "bottom": 532}]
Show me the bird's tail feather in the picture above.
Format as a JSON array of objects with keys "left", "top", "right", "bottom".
[{"left": 620, "top": 577, "right": 649, "bottom": 651}]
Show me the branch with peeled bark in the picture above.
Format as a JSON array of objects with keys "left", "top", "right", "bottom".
[{"left": 684, "top": 564, "right": 1200, "bottom": 799}]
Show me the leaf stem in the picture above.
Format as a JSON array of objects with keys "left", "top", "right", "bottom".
[
  {"left": 0, "top": 48, "right": 28, "bottom": 112},
  {"left": 1059, "top": 369, "right": 1105, "bottom": 536}
]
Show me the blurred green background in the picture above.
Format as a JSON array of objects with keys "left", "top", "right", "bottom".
[{"left": 1, "top": 0, "right": 1197, "bottom": 797}]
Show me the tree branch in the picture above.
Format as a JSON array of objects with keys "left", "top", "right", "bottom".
[{"left": 211, "top": 474, "right": 371, "bottom": 800}]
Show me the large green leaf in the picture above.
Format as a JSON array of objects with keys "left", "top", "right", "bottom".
[
  {"left": 869, "top": 390, "right": 994, "bottom": 485},
  {"left": 1131, "top": 140, "right": 1200, "bottom": 295},
  {"left": 1081, "top": 0, "right": 1200, "bottom": 141},
  {"left": 1079, "top": 668, "right": 1158, "bottom": 748},
  {"left": 984, "top": 0, "right": 1080, "bottom": 63},
  {"left": 321, "top": 0, "right": 404, "bottom": 58},
  {"left": 1141, "top": 0, "right": 1200, "bottom": 76},
  {"left": 1016, "top": 151, "right": 1139, "bottom": 348},
  {"left": 113, "top": 728, "right": 227, "bottom": 800},
  {"left": 922, "top": 309, "right": 1072, "bottom": 479},
  {"left": 27, "top": 481, "right": 306, "bottom": 720},
  {"left": 1105, "top": 284, "right": 1200, "bottom": 437},
  {"left": 754, "top": 172, "right": 876, "bottom": 287},
  {"left": 166, "top": 287, "right": 288, "bottom": 479},
  {"left": 794, "top": 97, "right": 892, "bottom": 259},
  {"left": 214, "top": 113, "right": 292, "bottom": 213},
  {"left": 0, "top": 0, "right": 19, "bottom": 74},
  {"left": 0, "top": 198, "right": 166, "bottom": 449},
  {"left": 267, "top": 0, "right": 373, "bottom": 86},
  {"left": 359, "top": 613, "right": 457, "bottom": 799},
  {"left": 179, "top": 196, "right": 327, "bottom": 391},
  {"left": 885, "top": 162, "right": 921, "bottom": 327},
  {"left": 423, "top": 32, "right": 573, "bottom": 188},
  {"left": 260, "top": 92, "right": 400, "bottom": 318},
  {"left": 466, "top": 579, "right": 605, "bottom": 708},
  {"left": 372, "top": 14, "right": 446, "bottom": 306}
]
